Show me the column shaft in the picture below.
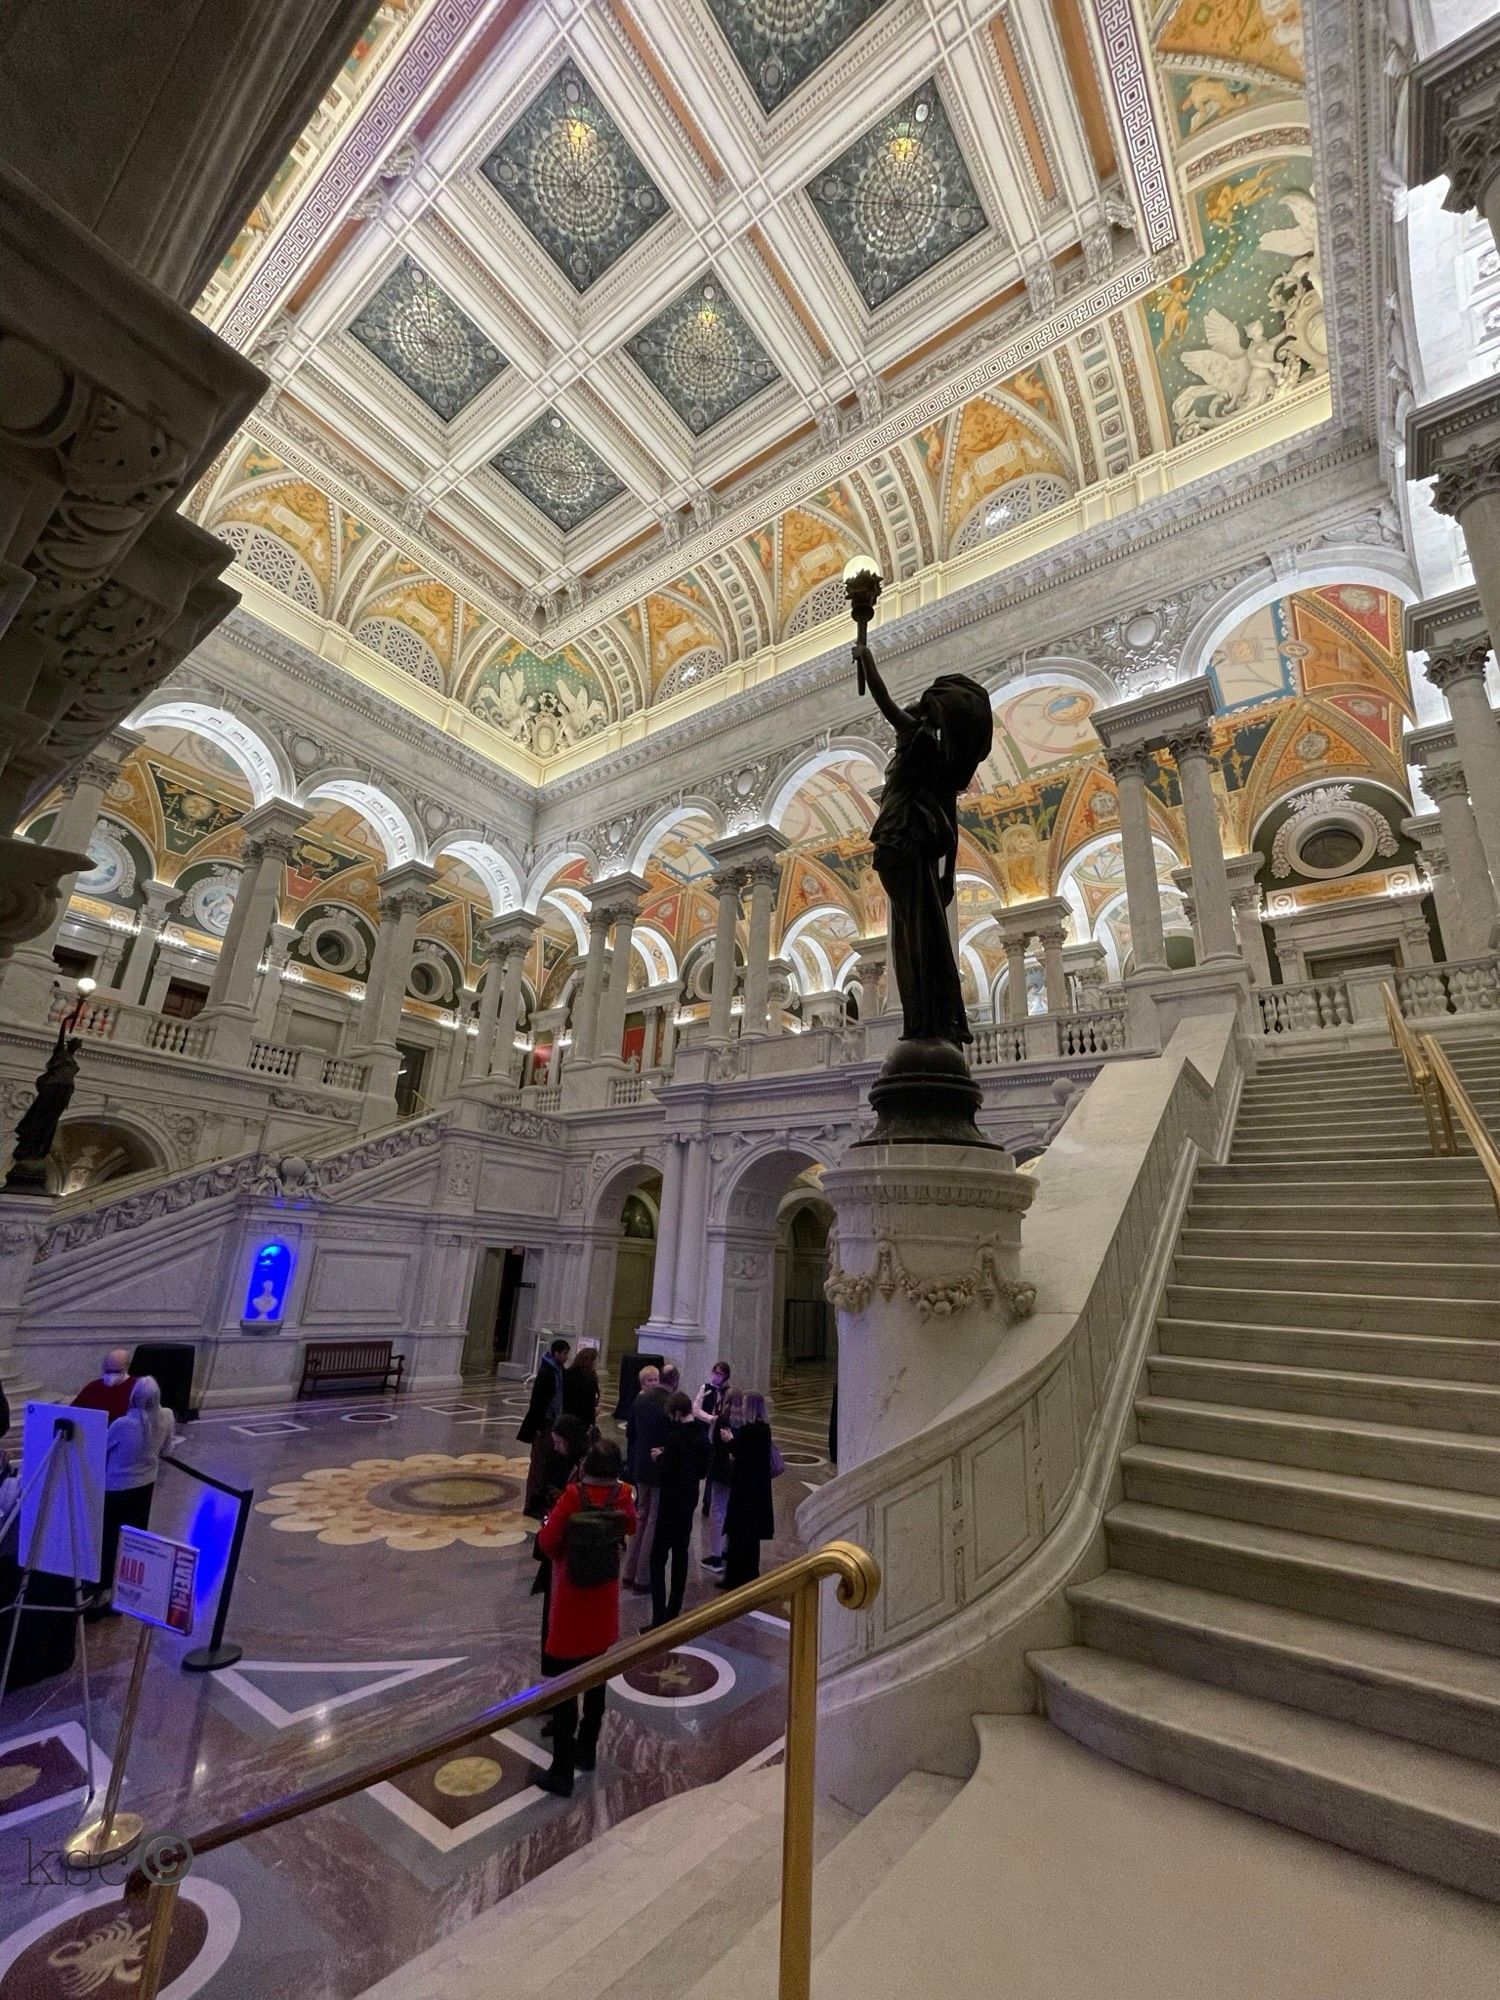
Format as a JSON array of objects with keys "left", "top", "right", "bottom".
[
  {"left": 1233, "top": 894, "right": 1274, "bottom": 985},
  {"left": 708, "top": 871, "right": 741, "bottom": 1042},
  {"left": 740, "top": 865, "right": 778, "bottom": 1036},
  {"left": 647, "top": 1139, "right": 686, "bottom": 1326},
  {"left": 357, "top": 865, "right": 437, "bottom": 1054},
  {"left": 1039, "top": 927, "right": 1068, "bottom": 1015},
  {"left": 1431, "top": 652, "right": 1500, "bottom": 896},
  {"left": 1106, "top": 748, "right": 1167, "bottom": 972},
  {"left": 1427, "top": 764, "right": 1499, "bottom": 955},
  {"left": 571, "top": 915, "right": 611, "bottom": 1062},
  {"left": 673, "top": 1137, "right": 711, "bottom": 1326},
  {"left": 466, "top": 958, "right": 505, "bottom": 1081},
  {"left": 494, "top": 947, "right": 530, "bottom": 1082},
  {"left": 595, "top": 909, "right": 638, "bottom": 1063},
  {"left": 1003, "top": 938, "right": 1029, "bottom": 1022},
  {"left": 1170, "top": 730, "right": 1238, "bottom": 962}
]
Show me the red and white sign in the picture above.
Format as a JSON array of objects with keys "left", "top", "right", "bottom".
[{"left": 112, "top": 1527, "right": 198, "bottom": 1634}]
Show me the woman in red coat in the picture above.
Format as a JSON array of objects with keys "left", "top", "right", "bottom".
[{"left": 535, "top": 1439, "right": 637, "bottom": 1796}]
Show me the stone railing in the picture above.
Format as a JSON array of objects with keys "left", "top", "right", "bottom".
[
  {"left": 247, "top": 1037, "right": 300, "bottom": 1077},
  {"left": 608, "top": 1073, "right": 648, "bottom": 1107},
  {"left": 45, "top": 990, "right": 367, "bottom": 1092},
  {"left": 1253, "top": 976, "right": 1353, "bottom": 1036},
  {"left": 801, "top": 1012, "right": 1242, "bottom": 1809},
  {"left": 529, "top": 1084, "right": 562, "bottom": 1112},
  {"left": 972, "top": 1007, "right": 1131, "bottom": 1066},
  {"left": 1253, "top": 954, "right": 1500, "bottom": 1038},
  {"left": 1395, "top": 955, "right": 1500, "bottom": 1020}
]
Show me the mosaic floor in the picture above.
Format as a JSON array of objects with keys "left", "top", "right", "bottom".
[{"left": 0, "top": 1366, "right": 835, "bottom": 1999}]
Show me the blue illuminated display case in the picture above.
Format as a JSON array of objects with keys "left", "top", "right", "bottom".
[{"left": 243, "top": 1240, "right": 293, "bottom": 1326}]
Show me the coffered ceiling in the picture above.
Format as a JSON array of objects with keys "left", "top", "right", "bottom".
[{"left": 190, "top": 0, "right": 1334, "bottom": 777}]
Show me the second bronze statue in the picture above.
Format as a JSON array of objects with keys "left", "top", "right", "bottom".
[{"left": 853, "top": 642, "right": 992, "bottom": 1049}]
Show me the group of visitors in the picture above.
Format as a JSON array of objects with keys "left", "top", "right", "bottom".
[
  {"left": 516, "top": 1345, "right": 785, "bottom": 1798},
  {"left": 74, "top": 1347, "right": 175, "bottom": 1610}
]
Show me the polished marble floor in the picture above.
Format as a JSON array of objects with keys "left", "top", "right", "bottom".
[{"left": 0, "top": 1366, "right": 835, "bottom": 1999}]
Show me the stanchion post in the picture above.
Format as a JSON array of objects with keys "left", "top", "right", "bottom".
[
  {"left": 67, "top": 1619, "right": 153, "bottom": 1863},
  {"left": 778, "top": 1575, "right": 821, "bottom": 2000},
  {"left": 135, "top": 1881, "right": 181, "bottom": 2000},
  {"left": 183, "top": 1482, "right": 251, "bottom": 1673}
]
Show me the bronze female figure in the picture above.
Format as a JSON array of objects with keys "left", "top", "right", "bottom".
[{"left": 854, "top": 642, "right": 992, "bottom": 1048}]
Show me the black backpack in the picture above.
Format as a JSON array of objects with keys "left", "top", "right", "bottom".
[{"left": 563, "top": 1483, "right": 627, "bottom": 1587}]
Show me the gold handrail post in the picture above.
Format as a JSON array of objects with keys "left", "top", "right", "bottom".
[
  {"left": 135, "top": 1881, "right": 180, "bottom": 2000},
  {"left": 779, "top": 1575, "right": 821, "bottom": 2000}
]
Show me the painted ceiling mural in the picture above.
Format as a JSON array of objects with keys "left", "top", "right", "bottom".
[{"left": 186, "top": 0, "right": 1332, "bottom": 771}]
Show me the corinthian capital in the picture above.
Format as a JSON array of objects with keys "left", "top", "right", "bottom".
[
  {"left": 1425, "top": 636, "right": 1493, "bottom": 693},
  {"left": 1103, "top": 743, "right": 1152, "bottom": 784},
  {"left": 1424, "top": 761, "right": 1473, "bottom": 804},
  {"left": 1443, "top": 99, "right": 1500, "bottom": 219},
  {"left": 1432, "top": 436, "right": 1500, "bottom": 519},
  {"left": 1165, "top": 724, "right": 1215, "bottom": 765}
]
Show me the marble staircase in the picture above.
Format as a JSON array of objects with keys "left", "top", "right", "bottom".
[{"left": 1031, "top": 1031, "right": 1500, "bottom": 1903}]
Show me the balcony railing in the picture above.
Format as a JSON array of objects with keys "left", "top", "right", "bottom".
[
  {"left": 971, "top": 1007, "right": 1128, "bottom": 1066},
  {"left": 39, "top": 991, "right": 367, "bottom": 1094},
  {"left": 1254, "top": 954, "right": 1500, "bottom": 1038}
]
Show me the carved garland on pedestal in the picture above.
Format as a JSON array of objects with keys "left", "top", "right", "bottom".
[{"left": 825, "top": 1236, "right": 1036, "bottom": 1324}]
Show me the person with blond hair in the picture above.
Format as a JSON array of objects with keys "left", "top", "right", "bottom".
[{"left": 93, "top": 1375, "right": 174, "bottom": 1612}]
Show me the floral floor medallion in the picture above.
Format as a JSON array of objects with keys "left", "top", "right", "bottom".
[{"left": 255, "top": 1452, "right": 533, "bottom": 1550}]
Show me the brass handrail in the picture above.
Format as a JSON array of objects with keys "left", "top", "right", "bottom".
[
  {"left": 1421, "top": 1032, "right": 1500, "bottom": 1224},
  {"left": 129, "top": 1540, "right": 880, "bottom": 2000},
  {"left": 1381, "top": 982, "right": 1455, "bottom": 1154}
]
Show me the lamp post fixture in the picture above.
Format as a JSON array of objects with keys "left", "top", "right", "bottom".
[
  {"left": 4, "top": 977, "right": 95, "bottom": 1195},
  {"left": 842, "top": 555, "right": 882, "bottom": 695}
]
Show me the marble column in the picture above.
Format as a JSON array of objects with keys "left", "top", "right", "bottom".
[
  {"left": 1003, "top": 934, "right": 1030, "bottom": 1023},
  {"left": 707, "top": 867, "right": 743, "bottom": 1043},
  {"left": 1225, "top": 870, "right": 1273, "bottom": 987},
  {"left": 592, "top": 875, "right": 648, "bottom": 1066},
  {"left": 673, "top": 1136, "right": 712, "bottom": 1326},
  {"left": 570, "top": 904, "right": 613, "bottom": 1063},
  {"left": 658, "top": 991, "right": 681, "bottom": 1074},
  {"left": 252, "top": 921, "right": 298, "bottom": 1038},
  {"left": 740, "top": 854, "right": 782, "bottom": 1038},
  {"left": 1062, "top": 941, "right": 1109, "bottom": 1010},
  {"left": 492, "top": 915, "right": 539, "bottom": 1087},
  {"left": 1423, "top": 762, "right": 1498, "bottom": 956},
  {"left": 114, "top": 880, "right": 177, "bottom": 1008},
  {"left": 0, "top": 733, "right": 134, "bottom": 1023},
  {"left": 1167, "top": 724, "right": 1238, "bottom": 963},
  {"left": 200, "top": 799, "right": 307, "bottom": 1060},
  {"left": 1102, "top": 746, "right": 1167, "bottom": 973},
  {"left": 1037, "top": 923, "right": 1069, "bottom": 1015},
  {"left": 645, "top": 1136, "right": 686, "bottom": 1330},
  {"left": 854, "top": 934, "right": 889, "bottom": 1020},
  {"left": 465, "top": 946, "right": 506, "bottom": 1085},
  {"left": 1415, "top": 599, "right": 1500, "bottom": 896},
  {"left": 354, "top": 861, "right": 438, "bottom": 1081},
  {"left": 1404, "top": 813, "right": 1466, "bottom": 962},
  {"left": 1410, "top": 384, "right": 1500, "bottom": 651}
]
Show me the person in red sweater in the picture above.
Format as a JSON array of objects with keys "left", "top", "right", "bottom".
[
  {"left": 72, "top": 1348, "right": 136, "bottom": 1423},
  {"left": 534, "top": 1439, "right": 637, "bottom": 1797}
]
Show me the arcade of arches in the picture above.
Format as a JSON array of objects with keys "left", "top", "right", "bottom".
[{"left": 6, "top": 2, "right": 1500, "bottom": 1995}]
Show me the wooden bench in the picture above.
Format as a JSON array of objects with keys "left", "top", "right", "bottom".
[{"left": 297, "top": 1338, "right": 406, "bottom": 1400}]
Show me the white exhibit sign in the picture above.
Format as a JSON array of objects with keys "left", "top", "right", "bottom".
[
  {"left": 112, "top": 1526, "right": 198, "bottom": 1634},
  {"left": 18, "top": 1402, "right": 106, "bottom": 1585}
]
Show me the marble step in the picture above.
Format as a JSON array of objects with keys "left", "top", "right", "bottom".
[
  {"left": 1232, "top": 1109, "right": 1460, "bottom": 1137},
  {"left": 811, "top": 1717, "right": 1500, "bottom": 2000},
  {"left": 1165, "top": 1282, "right": 1498, "bottom": 1337},
  {"left": 1198, "top": 1156, "right": 1491, "bottom": 1183},
  {"left": 1228, "top": 1137, "right": 1454, "bottom": 1161},
  {"left": 1134, "top": 1397, "right": 1500, "bottom": 1498},
  {"left": 681, "top": 1771, "right": 963, "bottom": 2000},
  {"left": 1155, "top": 1315, "right": 1500, "bottom": 1383},
  {"left": 1031, "top": 1647, "right": 1500, "bottom": 1904},
  {"left": 1171, "top": 1253, "right": 1500, "bottom": 1302},
  {"left": 1106, "top": 1500, "right": 1500, "bottom": 1658},
  {"left": 1178, "top": 1225, "right": 1500, "bottom": 1263},
  {"left": 1145, "top": 1353, "right": 1500, "bottom": 1431},
  {"left": 351, "top": 1763, "right": 957, "bottom": 2000},
  {"left": 1186, "top": 1199, "right": 1498, "bottom": 1232},
  {"left": 1067, "top": 1570, "right": 1500, "bottom": 1766},
  {"left": 1121, "top": 1444, "right": 1500, "bottom": 1567}
]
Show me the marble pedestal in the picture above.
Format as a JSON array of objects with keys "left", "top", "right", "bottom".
[
  {"left": 1146, "top": 961, "right": 1252, "bottom": 1043},
  {"left": 823, "top": 1142, "right": 1035, "bottom": 1469}
]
